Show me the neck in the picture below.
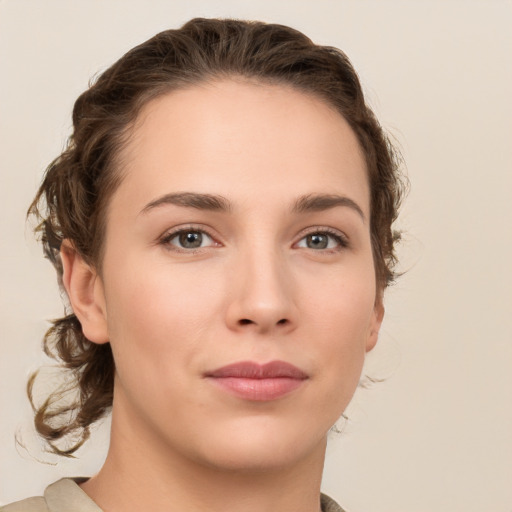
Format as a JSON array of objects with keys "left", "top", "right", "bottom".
[{"left": 80, "top": 405, "right": 327, "bottom": 512}]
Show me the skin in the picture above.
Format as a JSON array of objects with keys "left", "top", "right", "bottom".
[{"left": 62, "top": 80, "right": 384, "bottom": 512}]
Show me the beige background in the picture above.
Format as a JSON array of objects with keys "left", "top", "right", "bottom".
[{"left": 1, "top": 1, "right": 511, "bottom": 510}]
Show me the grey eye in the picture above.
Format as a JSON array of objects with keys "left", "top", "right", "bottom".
[
  {"left": 296, "top": 231, "right": 346, "bottom": 250},
  {"left": 306, "top": 233, "right": 329, "bottom": 249},
  {"left": 164, "top": 230, "right": 215, "bottom": 250},
  {"left": 178, "top": 231, "right": 204, "bottom": 248}
]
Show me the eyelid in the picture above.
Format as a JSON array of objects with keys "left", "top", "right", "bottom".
[
  {"left": 158, "top": 224, "right": 222, "bottom": 252},
  {"left": 294, "top": 226, "right": 349, "bottom": 250},
  {"left": 157, "top": 224, "right": 349, "bottom": 253}
]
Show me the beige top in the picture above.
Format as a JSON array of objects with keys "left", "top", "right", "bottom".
[{"left": 1, "top": 478, "right": 346, "bottom": 512}]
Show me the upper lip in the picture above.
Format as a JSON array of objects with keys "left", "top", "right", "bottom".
[{"left": 205, "top": 360, "right": 308, "bottom": 380}]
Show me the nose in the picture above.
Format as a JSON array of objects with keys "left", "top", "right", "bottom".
[{"left": 225, "top": 247, "right": 298, "bottom": 335}]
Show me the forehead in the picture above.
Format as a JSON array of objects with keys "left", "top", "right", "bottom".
[{"left": 113, "top": 79, "right": 369, "bottom": 216}]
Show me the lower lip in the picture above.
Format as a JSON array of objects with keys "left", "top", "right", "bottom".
[{"left": 207, "top": 377, "right": 305, "bottom": 401}]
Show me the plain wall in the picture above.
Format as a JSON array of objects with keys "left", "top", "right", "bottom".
[{"left": 1, "top": 1, "right": 511, "bottom": 510}]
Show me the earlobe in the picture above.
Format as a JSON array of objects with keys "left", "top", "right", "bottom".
[
  {"left": 60, "top": 240, "right": 109, "bottom": 344},
  {"left": 366, "top": 299, "right": 384, "bottom": 353}
]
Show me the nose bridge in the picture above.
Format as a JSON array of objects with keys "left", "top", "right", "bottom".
[{"left": 226, "top": 235, "right": 297, "bottom": 333}]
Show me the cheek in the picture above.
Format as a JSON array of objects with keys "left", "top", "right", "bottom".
[
  {"left": 102, "top": 256, "right": 224, "bottom": 380},
  {"left": 301, "top": 259, "right": 377, "bottom": 342},
  {"left": 299, "top": 265, "right": 376, "bottom": 398}
]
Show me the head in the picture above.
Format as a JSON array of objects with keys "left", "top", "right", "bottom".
[{"left": 28, "top": 18, "right": 404, "bottom": 458}]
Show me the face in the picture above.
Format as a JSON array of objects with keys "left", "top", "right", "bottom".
[{"left": 74, "top": 80, "right": 383, "bottom": 472}]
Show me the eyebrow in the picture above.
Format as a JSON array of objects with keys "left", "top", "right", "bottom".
[
  {"left": 140, "top": 192, "right": 231, "bottom": 214},
  {"left": 140, "top": 191, "right": 365, "bottom": 221},
  {"left": 292, "top": 193, "right": 366, "bottom": 221}
]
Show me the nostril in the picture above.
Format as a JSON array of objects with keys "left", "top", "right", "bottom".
[{"left": 236, "top": 318, "right": 289, "bottom": 327}]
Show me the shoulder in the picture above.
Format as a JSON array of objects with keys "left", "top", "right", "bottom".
[
  {"left": 1, "top": 478, "right": 100, "bottom": 512},
  {"left": 321, "top": 493, "right": 348, "bottom": 512},
  {"left": 1, "top": 497, "right": 49, "bottom": 512}
]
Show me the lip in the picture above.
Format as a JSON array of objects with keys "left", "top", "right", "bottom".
[{"left": 205, "top": 360, "right": 308, "bottom": 401}]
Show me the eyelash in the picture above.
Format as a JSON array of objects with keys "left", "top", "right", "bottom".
[
  {"left": 159, "top": 225, "right": 219, "bottom": 253},
  {"left": 158, "top": 226, "right": 349, "bottom": 253},
  {"left": 295, "top": 228, "right": 349, "bottom": 253}
]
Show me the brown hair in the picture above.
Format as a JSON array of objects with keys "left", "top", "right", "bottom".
[{"left": 27, "top": 17, "right": 405, "bottom": 456}]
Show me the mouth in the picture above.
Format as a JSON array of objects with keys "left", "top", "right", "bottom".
[{"left": 204, "top": 360, "right": 309, "bottom": 401}]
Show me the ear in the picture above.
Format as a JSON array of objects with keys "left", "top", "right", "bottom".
[
  {"left": 366, "top": 297, "right": 384, "bottom": 353},
  {"left": 60, "top": 240, "right": 109, "bottom": 344}
]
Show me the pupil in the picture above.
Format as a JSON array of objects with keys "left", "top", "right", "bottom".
[
  {"left": 308, "top": 234, "right": 328, "bottom": 249},
  {"left": 179, "top": 231, "right": 202, "bottom": 248}
]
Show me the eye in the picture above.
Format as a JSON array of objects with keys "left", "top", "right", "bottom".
[
  {"left": 296, "top": 230, "right": 347, "bottom": 251},
  {"left": 161, "top": 229, "right": 216, "bottom": 250}
]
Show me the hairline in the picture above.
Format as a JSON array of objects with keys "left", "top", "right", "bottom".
[{"left": 91, "top": 74, "right": 374, "bottom": 279}]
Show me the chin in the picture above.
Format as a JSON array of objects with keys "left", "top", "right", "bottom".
[{"left": 191, "top": 416, "right": 328, "bottom": 473}]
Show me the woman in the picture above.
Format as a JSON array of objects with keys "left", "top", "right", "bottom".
[{"left": 3, "top": 18, "right": 404, "bottom": 512}]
